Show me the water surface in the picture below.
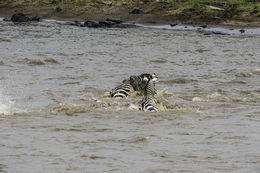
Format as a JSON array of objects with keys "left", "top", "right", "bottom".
[{"left": 0, "top": 20, "right": 260, "bottom": 173}]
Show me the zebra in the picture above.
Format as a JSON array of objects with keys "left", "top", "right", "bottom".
[
  {"left": 139, "top": 74, "right": 158, "bottom": 112},
  {"left": 129, "top": 73, "right": 154, "bottom": 94},
  {"left": 110, "top": 73, "right": 157, "bottom": 98},
  {"left": 110, "top": 79, "right": 133, "bottom": 98}
]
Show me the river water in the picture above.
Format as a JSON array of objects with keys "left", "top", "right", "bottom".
[{"left": 0, "top": 19, "right": 260, "bottom": 173}]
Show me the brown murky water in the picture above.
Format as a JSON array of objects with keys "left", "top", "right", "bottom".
[{"left": 0, "top": 20, "right": 260, "bottom": 173}]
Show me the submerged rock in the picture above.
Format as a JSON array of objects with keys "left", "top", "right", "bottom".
[
  {"left": 30, "top": 16, "right": 41, "bottom": 22},
  {"left": 170, "top": 23, "right": 177, "bottom": 27},
  {"left": 203, "top": 31, "right": 230, "bottom": 35},
  {"left": 11, "top": 13, "right": 29, "bottom": 22},
  {"left": 239, "top": 29, "right": 245, "bottom": 33},
  {"left": 106, "top": 18, "right": 122, "bottom": 24},
  {"left": 84, "top": 21, "right": 100, "bottom": 27},
  {"left": 3, "top": 18, "right": 11, "bottom": 22},
  {"left": 199, "top": 25, "right": 207, "bottom": 28},
  {"left": 10, "top": 13, "right": 40, "bottom": 22},
  {"left": 82, "top": 18, "right": 136, "bottom": 28},
  {"left": 64, "top": 21, "right": 81, "bottom": 26},
  {"left": 99, "top": 20, "right": 116, "bottom": 27}
]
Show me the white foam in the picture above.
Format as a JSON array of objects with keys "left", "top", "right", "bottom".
[
  {"left": 192, "top": 97, "right": 208, "bottom": 102},
  {"left": 0, "top": 103, "right": 9, "bottom": 115},
  {"left": 252, "top": 69, "right": 260, "bottom": 74},
  {"left": 207, "top": 92, "right": 221, "bottom": 99},
  {"left": 0, "top": 90, "right": 14, "bottom": 115},
  {"left": 128, "top": 104, "right": 139, "bottom": 111}
]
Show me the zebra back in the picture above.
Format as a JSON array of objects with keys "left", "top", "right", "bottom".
[
  {"left": 110, "top": 79, "right": 132, "bottom": 98},
  {"left": 110, "top": 73, "right": 158, "bottom": 99}
]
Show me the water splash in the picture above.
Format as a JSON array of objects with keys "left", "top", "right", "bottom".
[{"left": 0, "top": 89, "right": 14, "bottom": 116}]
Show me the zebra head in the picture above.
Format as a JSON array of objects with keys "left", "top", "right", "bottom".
[
  {"left": 130, "top": 73, "right": 158, "bottom": 93},
  {"left": 152, "top": 73, "right": 158, "bottom": 81},
  {"left": 143, "top": 73, "right": 158, "bottom": 83}
]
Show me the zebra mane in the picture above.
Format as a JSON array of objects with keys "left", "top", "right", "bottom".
[
  {"left": 139, "top": 74, "right": 158, "bottom": 112},
  {"left": 144, "top": 77, "right": 157, "bottom": 97},
  {"left": 130, "top": 73, "right": 157, "bottom": 92}
]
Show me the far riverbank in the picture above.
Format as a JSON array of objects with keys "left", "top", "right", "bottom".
[{"left": 0, "top": 0, "right": 260, "bottom": 27}]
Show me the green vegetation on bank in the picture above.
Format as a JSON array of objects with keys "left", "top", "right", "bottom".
[
  {"left": 0, "top": 0, "right": 259, "bottom": 24},
  {"left": 167, "top": 0, "right": 260, "bottom": 21}
]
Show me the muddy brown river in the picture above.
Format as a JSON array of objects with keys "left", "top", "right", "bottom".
[{"left": 0, "top": 19, "right": 260, "bottom": 173}]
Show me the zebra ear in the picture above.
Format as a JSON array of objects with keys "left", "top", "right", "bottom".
[
  {"left": 151, "top": 73, "right": 158, "bottom": 82},
  {"left": 152, "top": 73, "right": 158, "bottom": 79},
  {"left": 143, "top": 76, "right": 149, "bottom": 81},
  {"left": 151, "top": 77, "right": 158, "bottom": 82}
]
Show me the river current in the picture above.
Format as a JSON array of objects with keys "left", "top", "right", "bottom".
[{"left": 0, "top": 19, "right": 260, "bottom": 173}]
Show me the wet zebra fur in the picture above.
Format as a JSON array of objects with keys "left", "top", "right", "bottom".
[
  {"left": 110, "top": 73, "right": 156, "bottom": 98},
  {"left": 129, "top": 73, "right": 155, "bottom": 94},
  {"left": 110, "top": 79, "right": 133, "bottom": 98},
  {"left": 139, "top": 74, "right": 158, "bottom": 112}
]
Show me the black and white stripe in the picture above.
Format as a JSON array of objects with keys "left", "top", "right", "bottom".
[
  {"left": 139, "top": 74, "right": 158, "bottom": 112},
  {"left": 110, "top": 79, "right": 132, "bottom": 98},
  {"left": 130, "top": 73, "right": 155, "bottom": 94},
  {"left": 110, "top": 73, "right": 157, "bottom": 98}
]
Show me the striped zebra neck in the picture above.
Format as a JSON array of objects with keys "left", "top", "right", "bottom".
[
  {"left": 139, "top": 78, "right": 158, "bottom": 112},
  {"left": 130, "top": 75, "right": 145, "bottom": 92},
  {"left": 144, "top": 79, "right": 156, "bottom": 98}
]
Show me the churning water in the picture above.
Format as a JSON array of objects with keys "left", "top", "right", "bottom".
[{"left": 0, "top": 19, "right": 260, "bottom": 173}]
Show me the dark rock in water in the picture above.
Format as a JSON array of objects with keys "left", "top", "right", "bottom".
[
  {"left": 84, "top": 21, "right": 100, "bottom": 28},
  {"left": 130, "top": 8, "right": 144, "bottom": 14},
  {"left": 30, "top": 16, "right": 40, "bottom": 22},
  {"left": 203, "top": 31, "right": 230, "bottom": 36},
  {"left": 72, "top": 21, "right": 81, "bottom": 26},
  {"left": 200, "top": 25, "right": 207, "bottom": 28},
  {"left": 239, "top": 29, "right": 245, "bottom": 33},
  {"left": 63, "top": 21, "right": 81, "bottom": 26},
  {"left": 70, "top": 19, "right": 137, "bottom": 29},
  {"left": 10, "top": 13, "right": 40, "bottom": 22},
  {"left": 11, "top": 13, "right": 30, "bottom": 22},
  {"left": 170, "top": 23, "right": 177, "bottom": 27},
  {"left": 99, "top": 20, "right": 116, "bottom": 27},
  {"left": 3, "top": 18, "right": 11, "bottom": 22},
  {"left": 106, "top": 18, "right": 122, "bottom": 24}
]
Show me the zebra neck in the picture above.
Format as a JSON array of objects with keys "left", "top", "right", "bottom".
[{"left": 145, "top": 80, "right": 156, "bottom": 97}]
